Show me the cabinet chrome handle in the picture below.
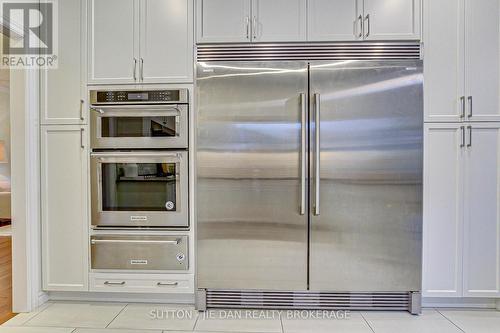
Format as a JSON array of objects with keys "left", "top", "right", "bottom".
[
  {"left": 140, "top": 58, "right": 144, "bottom": 81},
  {"left": 245, "top": 17, "right": 250, "bottom": 40},
  {"left": 80, "top": 128, "right": 84, "bottom": 149},
  {"left": 79, "top": 99, "right": 84, "bottom": 121},
  {"left": 133, "top": 58, "right": 137, "bottom": 81},
  {"left": 355, "top": 15, "right": 363, "bottom": 38},
  {"left": 467, "top": 126, "right": 472, "bottom": 147},
  {"left": 104, "top": 281, "right": 125, "bottom": 286},
  {"left": 314, "top": 93, "right": 320, "bottom": 216},
  {"left": 300, "top": 93, "right": 306, "bottom": 215},
  {"left": 467, "top": 96, "right": 473, "bottom": 118},
  {"left": 157, "top": 282, "right": 178, "bottom": 286},
  {"left": 364, "top": 14, "right": 370, "bottom": 38},
  {"left": 459, "top": 96, "right": 465, "bottom": 119},
  {"left": 460, "top": 126, "right": 465, "bottom": 148}
]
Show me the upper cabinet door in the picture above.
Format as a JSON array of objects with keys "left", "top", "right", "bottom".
[
  {"left": 423, "top": 0, "right": 465, "bottom": 123},
  {"left": 465, "top": 0, "right": 500, "bottom": 122},
  {"left": 252, "top": 0, "right": 306, "bottom": 42},
  {"left": 41, "top": 0, "right": 86, "bottom": 125},
  {"left": 363, "top": 0, "right": 421, "bottom": 40},
  {"left": 88, "top": 0, "right": 139, "bottom": 84},
  {"left": 308, "top": 0, "right": 359, "bottom": 41},
  {"left": 422, "top": 124, "right": 465, "bottom": 298},
  {"left": 140, "top": 0, "right": 193, "bottom": 83},
  {"left": 197, "top": 0, "right": 251, "bottom": 43},
  {"left": 463, "top": 124, "right": 500, "bottom": 297}
]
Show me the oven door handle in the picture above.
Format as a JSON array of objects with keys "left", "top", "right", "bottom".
[
  {"left": 91, "top": 152, "right": 182, "bottom": 160},
  {"left": 91, "top": 239, "right": 180, "bottom": 245},
  {"left": 91, "top": 105, "right": 182, "bottom": 114}
]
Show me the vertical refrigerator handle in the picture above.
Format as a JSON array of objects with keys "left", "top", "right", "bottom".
[
  {"left": 314, "top": 93, "right": 321, "bottom": 216},
  {"left": 300, "top": 93, "right": 306, "bottom": 215}
]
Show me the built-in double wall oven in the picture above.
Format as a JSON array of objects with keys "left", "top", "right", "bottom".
[{"left": 89, "top": 89, "right": 189, "bottom": 228}]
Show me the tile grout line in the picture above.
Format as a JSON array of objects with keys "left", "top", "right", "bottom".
[
  {"left": 191, "top": 309, "right": 200, "bottom": 331},
  {"left": 435, "top": 308, "right": 466, "bottom": 333},
  {"left": 359, "top": 312, "right": 376, "bottom": 333},
  {"left": 279, "top": 311, "right": 284, "bottom": 333},
  {"left": 105, "top": 303, "right": 129, "bottom": 329},
  {"left": 21, "top": 301, "right": 56, "bottom": 326}
]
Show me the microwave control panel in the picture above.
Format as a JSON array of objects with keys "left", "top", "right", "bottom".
[{"left": 90, "top": 89, "right": 187, "bottom": 104}]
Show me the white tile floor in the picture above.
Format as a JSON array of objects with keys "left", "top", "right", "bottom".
[{"left": 1, "top": 301, "right": 500, "bottom": 333}]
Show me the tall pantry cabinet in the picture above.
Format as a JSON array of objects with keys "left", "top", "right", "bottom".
[
  {"left": 40, "top": 0, "right": 89, "bottom": 291},
  {"left": 423, "top": 0, "right": 500, "bottom": 298}
]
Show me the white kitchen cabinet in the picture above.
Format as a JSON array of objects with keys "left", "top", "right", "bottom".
[
  {"left": 362, "top": 0, "right": 421, "bottom": 40},
  {"left": 308, "top": 0, "right": 359, "bottom": 41},
  {"left": 198, "top": 0, "right": 420, "bottom": 43},
  {"left": 423, "top": 124, "right": 465, "bottom": 297},
  {"left": 140, "top": 0, "right": 193, "bottom": 82},
  {"left": 252, "top": 0, "right": 306, "bottom": 42},
  {"left": 88, "top": 0, "right": 138, "bottom": 84},
  {"left": 424, "top": 123, "right": 500, "bottom": 298},
  {"left": 41, "top": 0, "right": 86, "bottom": 125},
  {"left": 463, "top": 124, "right": 500, "bottom": 297},
  {"left": 196, "top": 0, "right": 305, "bottom": 43},
  {"left": 465, "top": 0, "right": 500, "bottom": 122},
  {"left": 41, "top": 125, "right": 89, "bottom": 292},
  {"left": 424, "top": 0, "right": 500, "bottom": 122},
  {"left": 89, "top": 0, "right": 193, "bottom": 84},
  {"left": 196, "top": 0, "right": 251, "bottom": 42},
  {"left": 423, "top": 0, "right": 465, "bottom": 123}
]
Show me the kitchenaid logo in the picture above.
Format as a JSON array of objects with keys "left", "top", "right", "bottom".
[{"left": 1, "top": 0, "right": 58, "bottom": 68}]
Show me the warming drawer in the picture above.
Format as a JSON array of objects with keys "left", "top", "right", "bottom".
[{"left": 90, "top": 235, "right": 188, "bottom": 271}]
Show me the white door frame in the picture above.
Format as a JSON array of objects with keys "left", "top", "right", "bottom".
[{"left": 10, "top": 68, "right": 46, "bottom": 313}]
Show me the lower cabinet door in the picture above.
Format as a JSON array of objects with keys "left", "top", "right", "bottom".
[
  {"left": 463, "top": 124, "right": 500, "bottom": 297},
  {"left": 423, "top": 124, "right": 465, "bottom": 297},
  {"left": 41, "top": 125, "right": 89, "bottom": 291}
]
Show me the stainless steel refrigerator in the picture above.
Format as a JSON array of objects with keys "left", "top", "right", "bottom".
[{"left": 196, "top": 51, "right": 423, "bottom": 313}]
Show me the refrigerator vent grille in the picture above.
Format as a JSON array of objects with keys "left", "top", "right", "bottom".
[
  {"left": 197, "top": 42, "right": 421, "bottom": 61},
  {"left": 205, "top": 290, "right": 411, "bottom": 311}
]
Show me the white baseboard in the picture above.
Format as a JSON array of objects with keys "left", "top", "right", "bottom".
[
  {"left": 37, "top": 291, "right": 49, "bottom": 307},
  {"left": 423, "top": 297, "right": 499, "bottom": 309},
  {"left": 47, "top": 291, "right": 195, "bottom": 304}
]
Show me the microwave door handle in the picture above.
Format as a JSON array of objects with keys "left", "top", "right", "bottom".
[
  {"left": 89, "top": 105, "right": 182, "bottom": 110},
  {"left": 91, "top": 107, "right": 104, "bottom": 114}
]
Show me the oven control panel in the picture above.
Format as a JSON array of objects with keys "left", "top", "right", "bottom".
[{"left": 90, "top": 89, "right": 188, "bottom": 104}]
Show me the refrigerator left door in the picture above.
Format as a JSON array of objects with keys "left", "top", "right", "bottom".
[{"left": 196, "top": 61, "right": 309, "bottom": 290}]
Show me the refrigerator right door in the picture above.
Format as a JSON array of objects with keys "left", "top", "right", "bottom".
[{"left": 309, "top": 60, "right": 423, "bottom": 292}]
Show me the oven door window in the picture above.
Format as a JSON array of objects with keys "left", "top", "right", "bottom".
[
  {"left": 101, "top": 116, "right": 177, "bottom": 138},
  {"left": 101, "top": 162, "right": 177, "bottom": 211}
]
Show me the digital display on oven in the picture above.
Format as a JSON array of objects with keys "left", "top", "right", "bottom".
[{"left": 128, "top": 92, "right": 149, "bottom": 101}]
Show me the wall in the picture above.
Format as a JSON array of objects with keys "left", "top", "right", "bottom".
[{"left": 0, "top": 36, "right": 10, "bottom": 218}]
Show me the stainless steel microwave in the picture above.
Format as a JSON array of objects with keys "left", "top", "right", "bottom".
[
  {"left": 90, "top": 151, "right": 188, "bottom": 228},
  {"left": 89, "top": 89, "right": 188, "bottom": 150}
]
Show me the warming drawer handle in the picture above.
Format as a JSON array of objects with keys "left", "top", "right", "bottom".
[
  {"left": 91, "top": 239, "right": 180, "bottom": 245},
  {"left": 104, "top": 281, "right": 126, "bottom": 286},
  {"left": 157, "top": 282, "right": 179, "bottom": 286}
]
